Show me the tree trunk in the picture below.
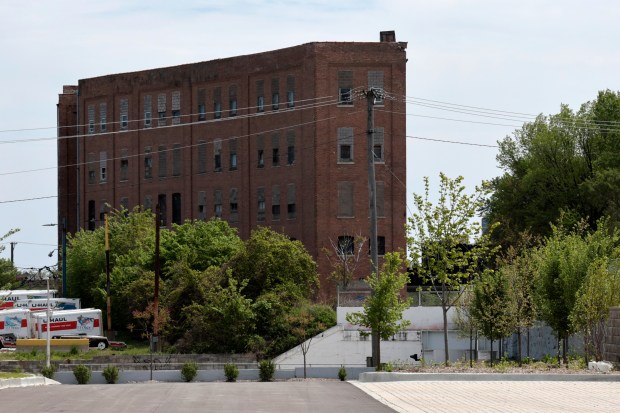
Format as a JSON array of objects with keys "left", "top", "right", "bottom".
[{"left": 442, "top": 306, "right": 449, "bottom": 365}]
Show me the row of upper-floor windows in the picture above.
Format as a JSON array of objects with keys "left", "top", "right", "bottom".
[
  {"left": 85, "top": 70, "right": 385, "bottom": 133},
  {"left": 86, "top": 183, "right": 298, "bottom": 231},
  {"left": 337, "top": 235, "right": 386, "bottom": 256}
]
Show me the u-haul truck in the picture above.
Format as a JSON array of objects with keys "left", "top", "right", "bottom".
[
  {"left": 22, "top": 298, "right": 81, "bottom": 312},
  {"left": 32, "top": 309, "right": 102, "bottom": 339},
  {"left": 0, "top": 309, "right": 33, "bottom": 339},
  {"left": 0, "top": 290, "right": 58, "bottom": 310}
]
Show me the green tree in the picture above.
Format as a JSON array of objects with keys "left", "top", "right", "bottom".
[
  {"left": 470, "top": 271, "right": 514, "bottom": 365},
  {"left": 229, "top": 227, "right": 319, "bottom": 300},
  {"left": 346, "top": 252, "right": 411, "bottom": 368},
  {"left": 0, "top": 229, "right": 20, "bottom": 289},
  {"left": 570, "top": 258, "right": 620, "bottom": 361},
  {"left": 407, "top": 173, "right": 495, "bottom": 364},
  {"left": 486, "top": 90, "right": 620, "bottom": 248}
]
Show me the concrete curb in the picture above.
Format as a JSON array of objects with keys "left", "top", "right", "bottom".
[
  {"left": 358, "top": 371, "right": 620, "bottom": 382},
  {"left": 0, "top": 376, "right": 60, "bottom": 389}
]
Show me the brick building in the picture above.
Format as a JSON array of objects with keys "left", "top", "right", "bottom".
[{"left": 57, "top": 32, "right": 408, "bottom": 299}]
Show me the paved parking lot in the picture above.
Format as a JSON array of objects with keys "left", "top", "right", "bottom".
[{"left": 352, "top": 380, "right": 620, "bottom": 413}]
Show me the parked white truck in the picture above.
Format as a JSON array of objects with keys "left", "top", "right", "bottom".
[
  {"left": 31, "top": 309, "right": 103, "bottom": 339},
  {"left": 0, "top": 308, "right": 33, "bottom": 339},
  {"left": 0, "top": 290, "right": 57, "bottom": 310}
]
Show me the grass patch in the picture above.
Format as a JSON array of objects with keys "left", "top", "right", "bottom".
[{"left": 0, "top": 372, "right": 31, "bottom": 379}]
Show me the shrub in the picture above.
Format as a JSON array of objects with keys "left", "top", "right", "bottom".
[
  {"left": 258, "top": 359, "right": 275, "bottom": 382},
  {"left": 338, "top": 365, "right": 347, "bottom": 381},
  {"left": 40, "top": 364, "right": 56, "bottom": 379},
  {"left": 73, "top": 365, "right": 91, "bottom": 385},
  {"left": 224, "top": 363, "right": 239, "bottom": 382},
  {"left": 69, "top": 346, "right": 80, "bottom": 356},
  {"left": 181, "top": 362, "right": 198, "bottom": 382},
  {"left": 102, "top": 365, "right": 120, "bottom": 384}
]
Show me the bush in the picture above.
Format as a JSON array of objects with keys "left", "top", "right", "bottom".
[
  {"left": 258, "top": 359, "right": 275, "bottom": 382},
  {"left": 181, "top": 362, "right": 198, "bottom": 382},
  {"left": 40, "top": 364, "right": 56, "bottom": 379},
  {"left": 102, "top": 365, "right": 119, "bottom": 384},
  {"left": 69, "top": 346, "right": 80, "bottom": 356},
  {"left": 224, "top": 363, "right": 239, "bottom": 382},
  {"left": 73, "top": 365, "right": 91, "bottom": 385},
  {"left": 338, "top": 365, "right": 347, "bottom": 381}
]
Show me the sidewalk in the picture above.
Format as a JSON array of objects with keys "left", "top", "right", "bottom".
[{"left": 352, "top": 379, "right": 620, "bottom": 413}]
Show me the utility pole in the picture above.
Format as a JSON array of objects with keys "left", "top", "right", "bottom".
[
  {"left": 365, "top": 87, "right": 380, "bottom": 368},
  {"left": 10, "top": 242, "right": 16, "bottom": 264}
]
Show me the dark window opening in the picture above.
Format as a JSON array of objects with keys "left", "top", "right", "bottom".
[
  {"left": 172, "top": 193, "right": 182, "bottom": 225},
  {"left": 338, "top": 235, "right": 355, "bottom": 256}
]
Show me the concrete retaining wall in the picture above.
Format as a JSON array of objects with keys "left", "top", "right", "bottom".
[{"left": 604, "top": 307, "right": 620, "bottom": 362}]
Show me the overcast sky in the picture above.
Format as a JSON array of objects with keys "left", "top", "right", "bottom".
[{"left": 1, "top": 0, "right": 618, "bottom": 272}]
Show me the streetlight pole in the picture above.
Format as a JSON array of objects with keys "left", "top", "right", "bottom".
[
  {"left": 40, "top": 269, "right": 51, "bottom": 368},
  {"left": 43, "top": 220, "right": 68, "bottom": 297}
]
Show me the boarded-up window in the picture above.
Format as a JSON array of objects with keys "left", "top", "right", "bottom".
[
  {"left": 229, "top": 188, "right": 238, "bottom": 223},
  {"left": 373, "top": 127, "right": 384, "bottom": 163},
  {"left": 158, "top": 93, "right": 166, "bottom": 126},
  {"left": 87, "top": 152, "right": 96, "bottom": 184},
  {"left": 120, "top": 148, "right": 129, "bottom": 182},
  {"left": 214, "top": 190, "right": 222, "bottom": 217},
  {"left": 197, "top": 140, "right": 207, "bottom": 174},
  {"left": 172, "top": 143, "right": 181, "bottom": 176},
  {"left": 271, "top": 78, "right": 279, "bottom": 110},
  {"left": 368, "top": 71, "right": 384, "bottom": 104},
  {"left": 144, "top": 95, "right": 152, "bottom": 127},
  {"left": 256, "top": 80, "right": 264, "bottom": 112},
  {"left": 144, "top": 195, "right": 152, "bottom": 211},
  {"left": 338, "top": 127, "right": 354, "bottom": 162},
  {"left": 257, "top": 187, "right": 265, "bottom": 222},
  {"left": 171, "top": 91, "right": 181, "bottom": 125},
  {"left": 198, "top": 88, "right": 206, "bottom": 120},
  {"left": 338, "top": 181, "right": 354, "bottom": 217},
  {"left": 338, "top": 71, "right": 353, "bottom": 105},
  {"left": 213, "top": 87, "right": 222, "bottom": 119},
  {"left": 158, "top": 145, "right": 167, "bottom": 178},
  {"left": 272, "top": 185, "right": 280, "bottom": 220},
  {"left": 197, "top": 191, "right": 207, "bottom": 220},
  {"left": 120, "top": 197, "right": 129, "bottom": 212},
  {"left": 144, "top": 146, "right": 153, "bottom": 179},
  {"left": 229, "top": 85, "right": 237, "bottom": 116},
  {"left": 87, "top": 105, "right": 95, "bottom": 134},
  {"left": 120, "top": 98, "right": 129, "bottom": 130},
  {"left": 287, "top": 183, "right": 296, "bottom": 219}
]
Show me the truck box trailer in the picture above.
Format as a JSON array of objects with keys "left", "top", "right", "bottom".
[
  {"left": 31, "top": 309, "right": 102, "bottom": 339},
  {"left": 0, "top": 309, "right": 33, "bottom": 339},
  {"left": 17, "top": 298, "right": 81, "bottom": 312},
  {"left": 0, "top": 290, "right": 58, "bottom": 309}
]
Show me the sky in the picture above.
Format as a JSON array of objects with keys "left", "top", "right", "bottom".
[{"left": 0, "top": 0, "right": 619, "bottom": 272}]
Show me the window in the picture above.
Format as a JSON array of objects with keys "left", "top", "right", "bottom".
[
  {"left": 157, "top": 93, "right": 166, "bottom": 127},
  {"left": 286, "top": 75, "right": 295, "bottom": 108},
  {"left": 271, "top": 78, "right": 279, "bottom": 110},
  {"left": 338, "top": 70, "right": 353, "bottom": 105},
  {"left": 100, "top": 103, "right": 107, "bottom": 132},
  {"left": 272, "top": 133, "right": 280, "bottom": 166},
  {"left": 214, "top": 87, "right": 222, "bottom": 119},
  {"left": 99, "top": 202, "right": 107, "bottom": 224},
  {"left": 368, "top": 71, "right": 384, "bottom": 105},
  {"left": 157, "top": 194, "right": 167, "bottom": 226},
  {"left": 338, "top": 235, "right": 355, "bottom": 256},
  {"left": 197, "top": 191, "right": 207, "bottom": 220},
  {"left": 214, "top": 190, "right": 222, "bottom": 217},
  {"left": 229, "top": 85, "right": 237, "bottom": 117},
  {"left": 87, "top": 153, "right": 95, "bottom": 184},
  {"left": 158, "top": 145, "right": 167, "bottom": 178},
  {"left": 287, "top": 130, "right": 295, "bottom": 165},
  {"left": 338, "top": 127, "right": 354, "bottom": 162},
  {"left": 257, "top": 134, "right": 264, "bottom": 168},
  {"left": 229, "top": 139, "right": 237, "bottom": 171},
  {"left": 214, "top": 139, "right": 222, "bottom": 171},
  {"left": 144, "top": 146, "right": 153, "bottom": 179},
  {"left": 144, "top": 95, "right": 152, "bottom": 127},
  {"left": 88, "top": 105, "right": 95, "bottom": 134},
  {"left": 229, "top": 188, "right": 238, "bottom": 223},
  {"left": 373, "top": 127, "right": 384, "bottom": 163},
  {"left": 257, "top": 187, "right": 265, "bottom": 222},
  {"left": 171, "top": 91, "right": 181, "bottom": 125},
  {"left": 256, "top": 80, "right": 265, "bottom": 112},
  {"left": 88, "top": 200, "right": 96, "bottom": 231},
  {"left": 287, "top": 183, "right": 296, "bottom": 219},
  {"left": 198, "top": 88, "right": 206, "bottom": 120},
  {"left": 369, "top": 236, "right": 386, "bottom": 256},
  {"left": 120, "top": 149, "right": 128, "bottom": 182},
  {"left": 172, "top": 193, "right": 182, "bottom": 225},
  {"left": 120, "top": 197, "right": 129, "bottom": 213},
  {"left": 172, "top": 144, "right": 181, "bottom": 176},
  {"left": 144, "top": 195, "right": 152, "bottom": 211},
  {"left": 337, "top": 181, "right": 354, "bottom": 217},
  {"left": 197, "top": 140, "right": 207, "bottom": 174},
  {"left": 99, "top": 152, "right": 107, "bottom": 182},
  {"left": 120, "top": 98, "right": 129, "bottom": 130},
  {"left": 272, "top": 185, "right": 280, "bottom": 220}
]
